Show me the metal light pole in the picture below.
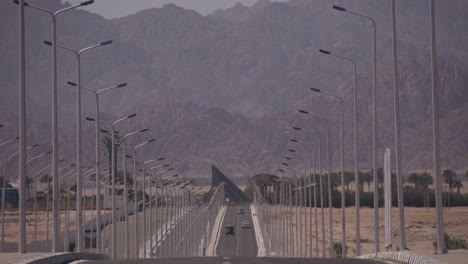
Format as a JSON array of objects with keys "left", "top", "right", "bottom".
[
  {"left": 310, "top": 88, "right": 346, "bottom": 257},
  {"left": 430, "top": 0, "right": 446, "bottom": 254},
  {"left": 1, "top": 143, "right": 39, "bottom": 251},
  {"left": 390, "top": 0, "right": 407, "bottom": 251},
  {"left": 70, "top": 82, "right": 127, "bottom": 253},
  {"left": 290, "top": 133, "right": 325, "bottom": 257},
  {"left": 45, "top": 40, "right": 112, "bottom": 252},
  {"left": 142, "top": 158, "right": 166, "bottom": 258},
  {"left": 17, "top": 0, "right": 26, "bottom": 254},
  {"left": 128, "top": 140, "right": 157, "bottom": 258},
  {"left": 122, "top": 129, "right": 148, "bottom": 258},
  {"left": 297, "top": 111, "right": 334, "bottom": 256},
  {"left": 149, "top": 165, "right": 171, "bottom": 257},
  {"left": 319, "top": 48, "right": 359, "bottom": 256},
  {"left": 111, "top": 113, "right": 136, "bottom": 259},
  {"left": 333, "top": 4, "right": 378, "bottom": 253},
  {"left": 16, "top": 0, "right": 95, "bottom": 252}
]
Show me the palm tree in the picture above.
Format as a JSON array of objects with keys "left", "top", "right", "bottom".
[
  {"left": 359, "top": 171, "right": 372, "bottom": 192},
  {"left": 102, "top": 133, "right": 122, "bottom": 182},
  {"left": 419, "top": 172, "right": 433, "bottom": 207},
  {"left": 0, "top": 176, "right": 13, "bottom": 188},
  {"left": 343, "top": 171, "right": 354, "bottom": 191},
  {"left": 377, "top": 168, "right": 384, "bottom": 190},
  {"left": 408, "top": 173, "right": 421, "bottom": 191},
  {"left": 25, "top": 176, "right": 33, "bottom": 200},
  {"left": 442, "top": 169, "right": 456, "bottom": 195},
  {"left": 453, "top": 180, "right": 463, "bottom": 195}
]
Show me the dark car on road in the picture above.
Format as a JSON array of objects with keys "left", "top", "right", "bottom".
[
  {"left": 225, "top": 225, "right": 235, "bottom": 235},
  {"left": 237, "top": 208, "right": 244, "bottom": 214}
]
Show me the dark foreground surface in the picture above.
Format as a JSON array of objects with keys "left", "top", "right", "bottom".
[{"left": 82, "top": 257, "right": 383, "bottom": 264}]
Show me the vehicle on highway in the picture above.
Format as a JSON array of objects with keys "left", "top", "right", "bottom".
[
  {"left": 225, "top": 225, "right": 235, "bottom": 235},
  {"left": 237, "top": 208, "right": 244, "bottom": 214},
  {"left": 241, "top": 220, "right": 250, "bottom": 228}
]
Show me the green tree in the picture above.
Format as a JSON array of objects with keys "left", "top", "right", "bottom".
[
  {"left": 453, "top": 180, "right": 463, "bottom": 195},
  {"left": 102, "top": 133, "right": 122, "bottom": 182},
  {"left": 0, "top": 176, "right": 13, "bottom": 188},
  {"left": 442, "top": 169, "right": 457, "bottom": 194},
  {"left": 25, "top": 176, "right": 33, "bottom": 200},
  {"left": 419, "top": 172, "right": 434, "bottom": 207},
  {"left": 377, "top": 168, "right": 384, "bottom": 190},
  {"left": 408, "top": 173, "right": 421, "bottom": 191},
  {"left": 343, "top": 171, "right": 354, "bottom": 191},
  {"left": 359, "top": 171, "right": 372, "bottom": 192}
]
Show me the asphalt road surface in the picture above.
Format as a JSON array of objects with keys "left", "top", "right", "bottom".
[
  {"left": 216, "top": 205, "right": 257, "bottom": 257},
  {"left": 82, "top": 257, "right": 383, "bottom": 264},
  {"left": 81, "top": 205, "right": 383, "bottom": 264}
]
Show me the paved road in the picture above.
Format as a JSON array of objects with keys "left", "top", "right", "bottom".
[
  {"left": 83, "top": 256, "right": 382, "bottom": 264},
  {"left": 81, "top": 205, "right": 383, "bottom": 263},
  {"left": 216, "top": 205, "right": 257, "bottom": 257}
]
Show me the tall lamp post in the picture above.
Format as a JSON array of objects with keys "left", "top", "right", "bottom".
[
  {"left": 142, "top": 158, "right": 166, "bottom": 258},
  {"left": 111, "top": 113, "right": 136, "bottom": 259},
  {"left": 44, "top": 40, "right": 112, "bottom": 252},
  {"left": 1, "top": 143, "right": 39, "bottom": 252},
  {"left": 14, "top": 0, "right": 95, "bottom": 253},
  {"left": 15, "top": 0, "right": 26, "bottom": 254},
  {"left": 68, "top": 81, "right": 127, "bottom": 253},
  {"left": 122, "top": 128, "right": 149, "bottom": 258},
  {"left": 430, "top": 0, "right": 446, "bottom": 254},
  {"left": 389, "top": 0, "right": 407, "bottom": 250},
  {"left": 310, "top": 88, "right": 346, "bottom": 257},
  {"left": 150, "top": 167, "right": 174, "bottom": 257},
  {"left": 297, "top": 111, "right": 334, "bottom": 257},
  {"left": 290, "top": 128, "right": 326, "bottom": 257},
  {"left": 288, "top": 139, "right": 319, "bottom": 257},
  {"left": 319, "top": 48, "right": 359, "bottom": 256},
  {"left": 127, "top": 139, "right": 157, "bottom": 258},
  {"left": 332, "top": 4, "right": 378, "bottom": 253}
]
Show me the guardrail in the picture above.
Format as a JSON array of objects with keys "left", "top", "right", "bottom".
[
  {"left": 358, "top": 251, "right": 446, "bottom": 264},
  {"left": 14, "top": 252, "right": 109, "bottom": 264}
]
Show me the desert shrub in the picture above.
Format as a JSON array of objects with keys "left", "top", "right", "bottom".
[
  {"left": 433, "top": 233, "right": 468, "bottom": 250},
  {"left": 333, "top": 242, "right": 346, "bottom": 257}
]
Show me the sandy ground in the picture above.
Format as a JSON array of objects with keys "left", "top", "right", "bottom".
[{"left": 262, "top": 206, "right": 468, "bottom": 261}]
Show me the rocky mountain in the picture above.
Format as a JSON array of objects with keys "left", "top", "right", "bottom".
[{"left": 1, "top": 0, "right": 467, "bottom": 178}]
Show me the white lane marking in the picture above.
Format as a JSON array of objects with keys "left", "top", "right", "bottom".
[
  {"left": 222, "top": 262, "right": 232, "bottom": 264},
  {"left": 223, "top": 257, "right": 231, "bottom": 260}
]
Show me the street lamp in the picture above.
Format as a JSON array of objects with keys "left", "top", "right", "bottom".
[
  {"left": 69, "top": 81, "right": 127, "bottom": 253},
  {"left": 111, "top": 113, "right": 136, "bottom": 259},
  {"left": 297, "top": 110, "right": 334, "bottom": 257},
  {"left": 127, "top": 139, "right": 157, "bottom": 258},
  {"left": 318, "top": 48, "right": 361, "bottom": 256},
  {"left": 333, "top": 4, "right": 378, "bottom": 254},
  {"left": 430, "top": 0, "right": 446, "bottom": 254},
  {"left": 387, "top": 0, "right": 407, "bottom": 251},
  {"left": 0, "top": 136, "right": 19, "bottom": 148},
  {"left": 14, "top": 0, "right": 95, "bottom": 253},
  {"left": 310, "top": 87, "right": 346, "bottom": 257},
  {"left": 142, "top": 158, "right": 166, "bottom": 258},
  {"left": 292, "top": 127, "right": 327, "bottom": 257},
  {"left": 288, "top": 138, "right": 320, "bottom": 257},
  {"left": 1, "top": 143, "right": 39, "bottom": 251},
  {"left": 150, "top": 166, "right": 174, "bottom": 257},
  {"left": 121, "top": 128, "right": 148, "bottom": 258}
]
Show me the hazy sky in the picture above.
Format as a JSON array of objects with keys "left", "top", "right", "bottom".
[{"left": 64, "top": 0, "right": 288, "bottom": 19}]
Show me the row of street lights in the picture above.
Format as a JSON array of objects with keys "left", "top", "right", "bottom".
[
  {"left": 270, "top": 0, "right": 446, "bottom": 257},
  {"left": 9, "top": 0, "right": 207, "bottom": 258}
]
